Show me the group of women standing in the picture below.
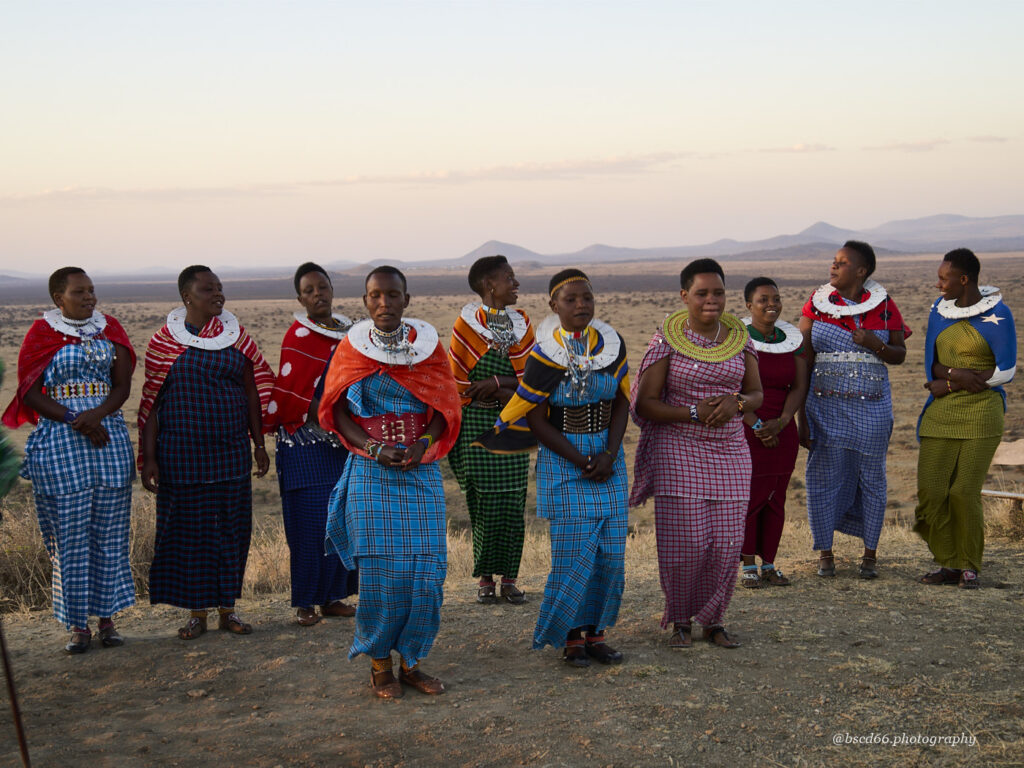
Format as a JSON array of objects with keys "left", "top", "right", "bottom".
[{"left": 3, "top": 243, "right": 1015, "bottom": 697}]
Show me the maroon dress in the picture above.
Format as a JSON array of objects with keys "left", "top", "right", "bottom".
[{"left": 742, "top": 326, "right": 801, "bottom": 563}]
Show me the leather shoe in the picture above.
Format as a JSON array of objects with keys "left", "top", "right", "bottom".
[
  {"left": 398, "top": 667, "right": 445, "bottom": 695},
  {"left": 371, "top": 668, "right": 404, "bottom": 699},
  {"left": 321, "top": 600, "right": 356, "bottom": 618}
]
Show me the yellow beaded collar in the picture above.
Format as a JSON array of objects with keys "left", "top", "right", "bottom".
[{"left": 662, "top": 310, "right": 749, "bottom": 363}]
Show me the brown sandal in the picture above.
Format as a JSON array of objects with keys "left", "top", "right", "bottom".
[
  {"left": 919, "top": 567, "right": 960, "bottom": 585},
  {"left": 703, "top": 626, "right": 741, "bottom": 649},
  {"left": 218, "top": 612, "right": 253, "bottom": 635},
  {"left": 296, "top": 606, "right": 321, "bottom": 626},
  {"left": 177, "top": 617, "right": 207, "bottom": 641},
  {"left": 668, "top": 623, "right": 692, "bottom": 649}
]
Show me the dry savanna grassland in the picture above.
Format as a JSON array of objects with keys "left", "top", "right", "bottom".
[{"left": 1, "top": 252, "right": 1024, "bottom": 767}]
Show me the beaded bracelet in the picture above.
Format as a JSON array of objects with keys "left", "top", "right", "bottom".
[
  {"left": 363, "top": 438, "right": 385, "bottom": 460},
  {"left": 418, "top": 433, "right": 434, "bottom": 449}
]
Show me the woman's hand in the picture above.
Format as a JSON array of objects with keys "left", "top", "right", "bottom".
[
  {"left": 253, "top": 445, "right": 270, "bottom": 477},
  {"left": 581, "top": 451, "right": 614, "bottom": 483},
  {"left": 798, "top": 419, "right": 812, "bottom": 450},
  {"left": 924, "top": 379, "right": 949, "bottom": 398},
  {"left": 851, "top": 327, "right": 882, "bottom": 351},
  {"left": 754, "top": 417, "right": 785, "bottom": 445},
  {"left": 141, "top": 459, "right": 159, "bottom": 493},
  {"left": 374, "top": 445, "right": 406, "bottom": 467},
  {"left": 701, "top": 394, "right": 738, "bottom": 427},
  {"left": 400, "top": 440, "right": 427, "bottom": 470},
  {"left": 72, "top": 409, "right": 110, "bottom": 447},
  {"left": 949, "top": 367, "right": 990, "bottom": 393},
  {"left": 464, "top": 377, "right": 500, "bottom": 400}
]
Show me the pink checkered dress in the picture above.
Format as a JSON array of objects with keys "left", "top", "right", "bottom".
[{"left": 629, "top": 328, "right": 754, "bottom": 628}]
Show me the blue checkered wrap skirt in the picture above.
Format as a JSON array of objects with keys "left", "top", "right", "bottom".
[
  {"left": 149, "top": 477, "right": 252, "bottom": 608},
  {"left": 347, "top": 556, "right": 444, "bottom": 664},
  {"left": 534, "top": 513, "right": 626, "bottom": 649},
  {"left": 276, "top": 433, "right": 357, "bottom": 607},
  {"left": 35, "top": 487, "right": 135, "bottom": 629},
  {"left": 325, "top": 372, "right": 447, "bottom": 661},
  {"left": 805, "top": 321, "right": 893, "bottom": 550}
]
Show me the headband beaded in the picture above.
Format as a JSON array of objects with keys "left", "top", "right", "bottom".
[{"left": 549, "top": 276, "right": 592, "bottom": 298}]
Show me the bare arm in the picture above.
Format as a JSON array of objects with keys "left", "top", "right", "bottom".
[
  {"left": 243, "top": 361, "right": 269, "bottom": 477},
  {"left": 141, "top": 414, "right": 159, "bottom": 492}
]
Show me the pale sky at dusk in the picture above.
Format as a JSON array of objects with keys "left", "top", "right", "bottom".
[{"left": 2, "top": 1, "right": 1022, "bottom": 274}]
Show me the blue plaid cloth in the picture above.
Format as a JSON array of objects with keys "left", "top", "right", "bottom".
[
  {"left": 35, "top": 487, "right": 135, "bottom": 629},
  {"left": 149, "top": 478, "right": 252, "bottom": 608},
  {"left": 806, "top": 321, "right": 893, "bottom": 549},
  {"left": 533, "top": 513, "right": 626, "bottom": 649},
  {"left": 156, "top": 339, "right": 251, "bottom": 485},
  {"left": 21, "top": 341, "right": 134, "bottom": 495},
  {"left": 325, "top": 374, "right": 445, "bottom": 569},
  {"left": 348, "top": 555, "right": 445, "bottom": 665},
  {"left": 535, "top": 372, "right": 627, "bottom": 520},
  {"left": 276, "top": 437, "right": 357, "bottom": 607}
]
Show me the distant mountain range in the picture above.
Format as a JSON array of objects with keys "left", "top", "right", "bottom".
[{"left": 3, "top": 214, "right": 1023, "bottom": 287}]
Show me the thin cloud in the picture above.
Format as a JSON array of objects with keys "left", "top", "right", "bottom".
[
  {"left": 1, "top": 152, "right": 699, "bottom": 205},
  {"left": 863, "top": 138, "right": 951, "bottom": 152},
  {"left": 757, "top": 143, "right": 835, "bottom": 153},
  {"left": 968, "top": 135, "right": 1009, "bottom": 143}
]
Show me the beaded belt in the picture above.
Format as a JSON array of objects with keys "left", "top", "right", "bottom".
[
  {"left": 815, "top": 351, "right": 881, "bottom": 364},
  {"left": 548, "top": 400, "right": 613, "bottom": 433},
  {"left": 49, "top": 382, "right": 110, "bottom": 400},
  {"left": 354, "top": 412, "right": 430, "bottom": 446}
]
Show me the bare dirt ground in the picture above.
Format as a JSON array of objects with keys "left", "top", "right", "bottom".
[{"left": 2, "top": 253, "right": 1024, "bottom": 767}]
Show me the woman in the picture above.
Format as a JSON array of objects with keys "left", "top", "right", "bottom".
[
  {"left": 265, "top": 262, "right": 358, "bottom": 626},
  {"left": 3, "top": 268, "right": 136, "bottom": 653},
  {"left": 478, "top": 268, "right": 629, "bottom": 667},
  {"left": 631, "top": 258, "right": 762, "bottom": 649},
  {"left": 448, "top": 255, "right": 536, "bottom": 604},
  {"left": 915, "top": 248, "right": 1016, "bottom": 589},
  {"left": 319, "top": 266, "right": 461, "bottom": 699},
  {"left": 799, "top": 241, "right": 908, "bottom": 579},
  {"left": 139, "top": 265, "right": 275, "bottom": 640},
  {"left": 739, "top": 277, "right": 808, "bottom": 588}
]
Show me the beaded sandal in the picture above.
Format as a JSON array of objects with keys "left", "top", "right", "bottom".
[
  {"left": 218, "top": 612, "right": 253, "bottom": 635},
  {"left": 741, "top": 565, "right": 761, "bottom": 589},
  {"left": 959, "top": 569, "right": 980, "bottom": 590},
  {"left": 761, "top": 567, "right": 791, "bottom": 586},
  {"left": 817, "top": 553, "right": 836, "bottom": 577},
  {"left": 476, "top": 581, "right": 498, "bottom": 604},
  {"left": 499, "top": 581, "right": 527, "bottom": 605},
  {"left": 177, "top": 616, "right": 207, "bottom": 641}
]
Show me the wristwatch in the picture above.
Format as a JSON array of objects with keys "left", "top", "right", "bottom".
[
  {"left": 63, "top": 409, "right": 79, "bottom": 423},
  {"left": 689, "top": 404, "right": 699, "bottom": 422}
]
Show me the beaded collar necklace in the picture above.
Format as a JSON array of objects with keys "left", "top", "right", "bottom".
[
  {"left": 662, "top": 310, "right": 749, "bottom": 363},
  {"left": 740, "top": 317, "right": 803, "bottom": 354},
  {"left": 811, "top": 279, "right": 887, "bottom": 319},
  {"left": 347, "top": 318, "right": 438, "bottom": 367},
  {"left": 460, "top": 302, "right": 528, "bottom": 354},
  {"left": 558, "top": 326, "right": 595, "bottom": 394},
  {"left": 482, "top": 304, "right": 518, "bottom": 354},
  {"left": 166, "top": 306, "right": 240, "bottom": 350},
  {"left": 936, "top": 286, "right": 1001, "bottom": 319},
  {"left": 293, "top": 311, "right": 352, "bottom": 340},
  {"left": 43, "top": 308, "right": 108, "bottom": 340}
]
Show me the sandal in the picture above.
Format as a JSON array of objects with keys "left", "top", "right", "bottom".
[
  {"left": 65, "top": 626, "right": 92, "bottom": 654},
  {"left": 371, "top": 668, "right": 404, "bottom": 699},
  {"left": 761, "top": 567, "right": 791, "bottom": 586},
  {"left": 584, "top": 633, "right": 623, "bottom": 665},
  {"left": 817, "top": 553, "right": 835, "bottom": 578},
  {"left": 703, "top": 626, "right": 741, "bottom": 649},
  {"left": 499, "top": 581, "right": 527, "bottom": 605},
  {"left": 296, "top": 606, "right": 321, "bottom": 626},
  {"left": 398, "top": 667, "right": 446, "bottom": 695},
  {"left": 98, "top": 621, "right": 124, "bottom": 648},
  {"left": 476, "top": 581, "right": 498, "bottom": 604},
  {"left": 668, "top": 623, "right": 692, "bottom": 650},
  {"left": 859, "top": 557, "right": 878, "bottom": 580},
  {"left": 919, "top": 567, "right": 960, "bottom": 585},
  {"left": 741, "top": 566, "right": 761, "bottom": 589},
  {"left": 959, "top": 569, "right": 980, "bottom": 590},
  {"left": 562, "top": 638, "right": 590, "bottom": 668},
  {"left": 218, "top": 612, "right": 253, "bottom": 635},
  {"left": 177, "top": 616, "right": 207, "bottom": 641}
]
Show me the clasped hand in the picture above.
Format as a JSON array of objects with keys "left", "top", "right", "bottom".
[
  {"left": 374, "top": 441, "right": 427, "bottom": 471},
  {"left": 71, "top": 408, "right": 110, "bottom": 447},
  {"left": 694, "top": 395, "right": 738, "bottom": 427}
]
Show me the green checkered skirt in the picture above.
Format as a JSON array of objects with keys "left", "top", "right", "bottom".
[{"left": 447, "top": 350, "right": 529, "bottom": 578}]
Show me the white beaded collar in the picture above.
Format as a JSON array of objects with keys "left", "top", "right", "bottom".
[
  {"left": 740, "top": 318, "right": 803, "bottom": 354},
  {"left": 43, "top": 308, "right": 107, "bottom": 339},
  {"left": 346, "top": 318, "right": 438, "bottom": 366},
  {"left": 811, "top": 279, "right": 887, "bottom": 319},
  {"left": 936, "top": 286, "right": 1001, "bottom": 319},
  {"left": 536, "top": 314, "right": 620, "bottom": 370},
  {"left": 167, "top": 306, "right": 240, "bottom": 350},
  {"left": 459, "top": 303, "right": 529, "bottom": 344},
  {"left": 293, "top": 311, "right": 352, "bottom": 340}
]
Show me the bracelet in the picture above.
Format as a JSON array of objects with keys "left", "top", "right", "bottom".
[
  {"left": 363, "top": 438, "right": 384, "bottom": 460},
  {"left": 63, "top": 409, "right": 79, "bottom": 423},
  {"left": 947, "top": 367, "right": 953, "bottom": 380},
  {"left": 734, "top": 392, "right": 745, "bottom": 413},
  {"left": 254, "top": 444, "right": 266, "bottom": 451},
  {"left": 418, "top": 433, "right": 434, "bottom": 449},
  {"left": 751, "top": 417, "right": 764, "bottom": 430},
  {"left": 493, "top": 375, "right": 501, "bottom": 391},
  {"left": 688, "top": 404, "right": 699, "bottom": 422},
  {"left": 946, "top": 378, "right": 952, "bottom": 393},
  {"left": 602, "top": 449, "right": 614, "bottom": 457}
]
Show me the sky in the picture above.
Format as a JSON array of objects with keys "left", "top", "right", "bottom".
[{"left": 2, "top": 1, "right": 1023, "bottom": 274}]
